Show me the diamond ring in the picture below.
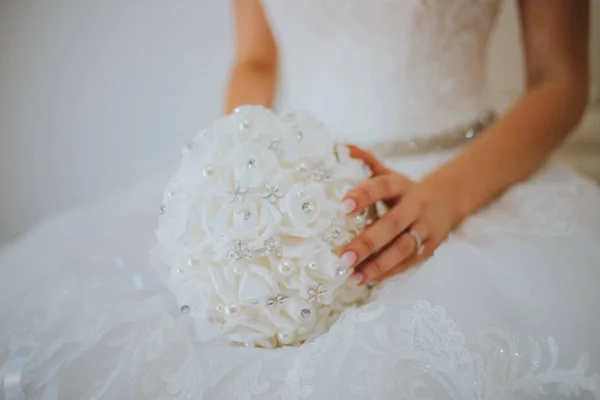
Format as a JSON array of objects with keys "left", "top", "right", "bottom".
[{"left": 407, "top": 228, "right": 425, "bottom": 255}]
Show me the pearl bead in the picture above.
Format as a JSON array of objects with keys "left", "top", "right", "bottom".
[
  {"left": 233, "top": 107, "right": 241, "bottom": 114},
  {"left": 225, "top": 304, "right": 238, "bottom": 314},
  {"left": 301, "top": 308, "right": 311, "bottom": 319},
  {"left": 180, "top": 305, "right": 191, "bottom": 314},
  {"left": 278, "top": 261, "right": 291, "bottom": 273},
  {"left": 158, "top": 205, "right": 166, "bottom": 215},
  {"left": 202, "top": 165, "right": 214, "bottom": 177},
  {"left": 465, "top": 128, "right": 475, "bottom": 139},
  {"left": 298, "top": 327, "right": 306, "bottom": 335},
  {"left": 277, "top": 331, "right": 291, "bottom": 343},
  {"left": 239, "top": 120, "right": 251, "bottom": 130},
  {"left": 336, "top": 267, "right": 346, "bottom": 277},
  {"left": 302, "top": 202, "right": 313, "bottom": 214},
  {"left": 308, "top": 261, "right": 317, "bottom": 270},
  {"left": 247, "top": 158, "right": 257, "bottom": 169},
  {"left": 215, "top": 304, "right": 224, "bottom": 312}
]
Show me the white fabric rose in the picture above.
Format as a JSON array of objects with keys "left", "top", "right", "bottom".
[{"left": 154, "top": 105, "right": 372, "bottom": 348}]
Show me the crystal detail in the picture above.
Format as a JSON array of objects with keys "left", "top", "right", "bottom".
[
  {"left": 215, "top": 304, "right": 224, "bottom": 312},
  {"left": 296, "top": 130, "right": 303, "bottom": 141},
  {"left": 158, "top": 205, "right": 166, "bottom": 215},
  {"left": 261, "top": 184, "right": 284, "bottom": 204},
  {"left": 267, "top": 293, "right": 288, "bottom": 306},
  {"left": 302, "top": 202, "right": 313, "bottom": 214},
  {"left": 226, "top": 181, "right": 249, "bottom": 203},
  {"left": 227, "top": 240, "right": 252, "bottom": 261},
  {"left": 301, "top": 308, "right": 311, "bottom": 319},
  {"left": 239, "top": 120, "right": 251, "bottom": 130},
  {"left": 233, "top": 107, "right": 241, "bottom": 114},
  {"left": 180, "top": 305, "right": 191, "bottom": 314},
  {"left": 322, "top": 220, "right": 346, "bottom": 243},
  {"left": 243, "top": 211, "right": 251, "bottom": 220},
  {"left": 202, "top": 165, "right": 214, "bottom": 177},
  {"left": 308, "top": 284, "right": 327, "bottom": 303},
  {"left": 247, "top": 158, "right": 257, "bottom": 169},
  {"left": 187, "top": 256, "right": 199, "bottom": 266},
  {"left": 465, "top": 128, "right": 475, "bottom": 139},
  {"left": 336, "top": 267, "right": 347, "bottom": 277},
  {"left": 277, "top": 331, "right": 291, "bottom": 342},
  {"left": 309, "top": 163, "right": 333, "bottom": 182},
  {"left": 308, "top": 261, "right": 317, "bottom": 270},
  {"left": 263, "top": 237, "right": 283, "bottom": 258}
]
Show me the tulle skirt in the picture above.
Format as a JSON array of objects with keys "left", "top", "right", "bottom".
[{"left": 2, "top": 153, "right": 600, "bottom": 400}]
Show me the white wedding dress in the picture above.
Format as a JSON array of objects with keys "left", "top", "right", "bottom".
[{"left": 2, "top": 1, "right": 600, "bottom": 399}]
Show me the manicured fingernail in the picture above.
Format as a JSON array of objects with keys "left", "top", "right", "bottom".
[
  {"left": 351, "top": 272, "right": 364, "bottom": 285},
  {"left": 341, "top": 199, "right": 356, "bottom": 214},
  {"left": 340, "top": 251, "right": 357, "bottom": 268}
]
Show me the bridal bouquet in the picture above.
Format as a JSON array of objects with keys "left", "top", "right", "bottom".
[{"left": 154, "top": 106, "right": 372, "bottom": 348}]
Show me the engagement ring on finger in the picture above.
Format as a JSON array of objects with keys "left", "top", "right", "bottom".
[{"left": 407, "top": 228, "right": 425, "bottom": 255}]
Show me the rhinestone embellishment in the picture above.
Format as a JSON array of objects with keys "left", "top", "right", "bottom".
[
  {"left": 261, "top": 183, "right": 284, "bottom": 204},
  {"left": 263, "top": 236, "right": 283, "bottom": 258},
  {"left": 227, "top": 181, "right": 249, "bottom": 203},
  {"left": 302, "top": 202, "right": 313, "bottom": 214},
  {"left": 308, "top": 284, "right": 327, "bottom": 302},
  {"left": 267, "top": 293, "right": 288, "bottom": 307},
  {"left": 202, "top": 165, "right": 214, "bottom": 177},
  {"left": 180, "top": 305, "right": 191, "bottom": 314},
  {"left": 227, "top": 240, "right": 252, "bottom": 261},
  {"left": 243, "top": 211, "right": 251, "bottom": 221},
  {"left": 158, "top": 205, "right": 166, "bottom": 215},
  {"left": 301, "top": 308, "right": 311, "bottom": 319},
  {"left": 336, "top": 267, "right": 347, "bottom": 277},
  {"left": 247, "top": 158, "right": 257, "bottom": 169}
]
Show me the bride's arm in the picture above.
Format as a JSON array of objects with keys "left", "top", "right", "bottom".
[
  {"left": 339, "top": 1, "right": 590, "bottom": 284},
  {"left": 224, "top": 0, "right": 278, "bottom": 113},
  {"left": 427, "top": 0, "right": 590, "bottom": 223}
]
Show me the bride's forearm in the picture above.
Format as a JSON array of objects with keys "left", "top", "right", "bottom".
[
  {"left": 224, "top": 61, "right": 278, "bottom": 114},
  {"left": 425, "top": 80, "right": 588, "bottom": 225}
]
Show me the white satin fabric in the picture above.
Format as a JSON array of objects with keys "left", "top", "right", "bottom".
[{"left": 2, "top": 0, "right": 600, "bottom": 399}]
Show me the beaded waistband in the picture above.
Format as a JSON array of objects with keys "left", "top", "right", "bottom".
[{"left": 368, "top": 111, "right": 496, "bottom": 158}]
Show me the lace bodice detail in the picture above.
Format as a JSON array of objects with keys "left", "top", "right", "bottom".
[{"left": 260, "top": 0, "right": 500, "bottom": 147}]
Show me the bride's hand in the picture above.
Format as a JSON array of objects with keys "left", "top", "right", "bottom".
[{"left": 340, "top": 145, "right": 458, "bottom": 285}]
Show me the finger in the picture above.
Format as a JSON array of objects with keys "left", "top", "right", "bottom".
[
  {"left": 342, "top": 175, "right": 411, "bottom": 214},
  {"left": 355, "top": 230, "right": 421, "bottom": 283},
  {"left": 377, "top": 237, "right": 439, "bottom": 282},
  {"left": 340, "top": 200, "right": 421, "bottom": 270},
  {"left": 347, "top": 145, "right": 391, "bottom": 176}
]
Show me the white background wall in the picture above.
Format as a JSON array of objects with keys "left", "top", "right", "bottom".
[{"left": 0, "top": 1, "right": 599, "bottom": 244}]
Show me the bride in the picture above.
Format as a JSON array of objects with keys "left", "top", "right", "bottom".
[{"left": 2, "top": 0, "right": 600, "bottom": 399}]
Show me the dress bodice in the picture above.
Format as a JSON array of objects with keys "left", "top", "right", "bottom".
[{"left": 260, "top": 0, "right": 501, "bottom": 147}]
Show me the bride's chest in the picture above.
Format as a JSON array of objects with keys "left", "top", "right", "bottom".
[{"left": 260, "top": 0, "right": 500, "bottom": 39}]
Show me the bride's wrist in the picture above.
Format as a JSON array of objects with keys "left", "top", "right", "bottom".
[{"left": 421, "top": 169, "right": 475, "bottom": 227}]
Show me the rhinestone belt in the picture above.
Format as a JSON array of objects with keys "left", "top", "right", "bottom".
[{"left": 368, "top": 111, "right": 496, "bottom": 158}]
